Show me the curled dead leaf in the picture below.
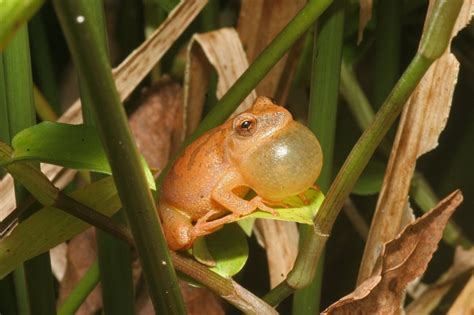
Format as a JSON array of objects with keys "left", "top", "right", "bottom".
[
  {"left": 323, "top": 190, "right": 463, "bottom": 315},
  {"left": 184, "top": 27, "right": 257, "bottom": 135},
  {"left": 237, "top": 0, "right": 306, "bottom": 97}
]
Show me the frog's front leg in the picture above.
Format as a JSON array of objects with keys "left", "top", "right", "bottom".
[{"left": 211, "top": 171, "right": 278, "bottom": 216}]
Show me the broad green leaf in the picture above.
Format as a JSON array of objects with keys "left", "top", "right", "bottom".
[
  {"left": 6, "top": 122, "right": 155, "bottom": 190},
  {"left": 0, "top": 176, "right": 121, "bottom": 279},
  {"left": 192, "top": 237, "right": 216, "bottom": 266},
  {"left": 193, "top": 224, "right": 248, "bottom": 278},
  {"left": 237, "top": 217, "right": 256, "bottom": 237},
  {"left": 352, "top": 160, "right": 386, "bottom": 195}
]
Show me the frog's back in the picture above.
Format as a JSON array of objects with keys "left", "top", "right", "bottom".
[{"left": 160, "top": 127, "right": 231, "bottom": 220}]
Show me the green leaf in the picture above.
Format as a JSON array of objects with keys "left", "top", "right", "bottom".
[
  {"left": 6, "top": 122, "right": 155, "bottom": 190},
  {"left": 193, "top": 224, "right": 248, "bottom": 278},
  {"left": 237, "top": 188, "right": 325, "bottom": 225},
  {"left": 0, "top": 176, "right": 122, "bottom": 279},
  {"left": 352, "top": 160, "right": 386, "bottom": 195},
  {"left": 237, "top": 217, "right": 256, "bottom": 237},
  {"left": 192, "top": 237, "right": 216, "bottom": 267}
]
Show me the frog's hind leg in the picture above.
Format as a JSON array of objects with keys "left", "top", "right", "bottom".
[{"left": 158, "top": 203, "right": 196, "bottom": 251}]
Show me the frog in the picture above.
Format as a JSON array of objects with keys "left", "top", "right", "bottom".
[{"left": 158, "top": 96, "right": 323, "bottom": 250}]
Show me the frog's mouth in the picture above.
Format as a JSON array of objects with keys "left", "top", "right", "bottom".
[{"left": 239, "top": 121, "right": 323, "bottom": 201}]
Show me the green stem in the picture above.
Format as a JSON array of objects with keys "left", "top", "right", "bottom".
[
  {"left": 200, "top": 0, "right": 219, "bottom": 32},
  {"left": 29, "top": 11, "right": 61, "bottom": 115},
  {"left": 78, "top": 3, "right": 136, "bottom": 314},
  {"left": 373, "top": 0, "right": 401, "bottom": 108},
  {"left": 57, "top": 261, "right": 100, "bottom": 315},
  {"left": 293, "top": 0, "right": 345, "bottom": 313},
  {"left": 264, "top": 0, "right": 463, "bottom": 304},
  {"left": 0, "top": 274, "right": 18, "bottom": 314},
  {"left": 0, "top": 0, "right": 45, "bottom": 51},
  {"left": 13, "top": 266, "right": 29, "bottom": 315},
  {"left": 3, "top": 26, "right": 56, "bottom": 315},
  {"left": 340, "top": 61, "right": 393, "bottom": 154},
  {"left": 53, "top": 1, "right": 186, "bottom": 313}
]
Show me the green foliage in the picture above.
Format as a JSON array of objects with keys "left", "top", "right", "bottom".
[
  {"left": 353, "top": 160, "right": 386, "bottom": 195},
  {"left": 0, "top": 176, "right": 121, "bottom": 278},
  {"left": 5, "top": 122, "right": 155, "bottom": 189}
]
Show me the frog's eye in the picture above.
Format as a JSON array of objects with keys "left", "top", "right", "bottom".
[{"left": 234, "top": 114, "right": 257, "bottom": 137}]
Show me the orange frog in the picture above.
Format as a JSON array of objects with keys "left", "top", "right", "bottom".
[{"left": 159, "top": 96, "right": 323, "bottom": 250}]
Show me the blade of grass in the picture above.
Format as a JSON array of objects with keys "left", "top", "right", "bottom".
[
  {"left": 372, "top": 0, "right": 401, "bottom": 108},
  {"left": 3, "top": 26, "right": 56, "bottom": 315},
  {"left": 0, "top": 48, "right": 25, "bottom": 315},
  {"left": 0, "top": 0, "right": 45, "bottom": 51},
  {"left": 57, "top": 260, "right": 100, "bottom": 315},
  {"left": 29, "top": 11, "right": 61, "bottom": 115},
  {"left": 79, "top": 2, "right": 135, "bottom": 314},
  {"left": 0, "top": 274, "right": 18, "bottom": 314},
  {"left": 144, "top": 0, "right": 166, "bottom": 38},
  {"left": 12, "top": 267, "right": 29, "bottom": 315},
  {"left": 200, "top": 0, "right": 219, "bottom": 32},
  {"left": 155, "top": 0, "right": 179, "bottom": 13},
  {"left": 263, "top": 0, "right": 464, "bottom": 305},
  {"left": 52, "top": 1, "right": 186, "bottom": 313},
  {"left": 293, "top": 1, "right": 345, "bottom": 313},
  {"left": 33, "top": 86, "right": 58, "bottom": 121},
  {"left": 0, "top": 54, "right": 8, "bottom": 178}
]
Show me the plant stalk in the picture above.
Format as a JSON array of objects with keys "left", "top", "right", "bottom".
[
  {"left": 293, "top": 0, "right": 345, "bottom": 313},
  {"left": 53, "top": 1, "right": 186, "bottom": 313},
  {"left": 57, "top": 261, "right": 100, "bottom": 315},
  {"left": 78, "top": 2, "right": 136, "bottom": 314},
  {"left": 3, "top": 25, "right": 56, "bottom": 315}
]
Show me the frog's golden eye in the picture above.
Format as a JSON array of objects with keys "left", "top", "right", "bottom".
[{"left": 234, "top": 115, "right": 257, "bottom": 137}]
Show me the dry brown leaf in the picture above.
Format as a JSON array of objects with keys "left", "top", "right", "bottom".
[
  {"left": 58, "top": 228, "right": 101, "bottom": 315},
  {"left": 129, "top": 76, "right": 184, "bottom": 171},
  {"left": 50, "top": 242, "right": 68, "bottom": 281},
  {"left": 406, "top": 246, "right": 474, "bottom": 314},
  {"left": 255, "top": 220, "right": 299, "bottom": 288},
  {"left": 184, "top": 27, "right": 257, "bottom": 135},
  {"left": 237, "top": 0, "right": 306, "bottom": 98},
  {"left": 135, "top": 280, "right": 225, "bottom": 315},
  {"left": 0, "top": 0, "right": 207, "bottom": 222},
  {"left": 448, "top": 275, "right": 474, "bottom": 315},
  {"left": 358, "top": 0, "right": 373, "bottom": 44},
  {"left": 323, "top": 191, "right": 463, "bottom": 315},
  {"left": 357, "top": 0, "right": 474, "bottom": 284}
]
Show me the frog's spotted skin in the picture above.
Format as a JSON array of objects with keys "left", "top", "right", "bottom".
[{"left": 158, "top": 96, "right": 323, "bottom": 250}]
